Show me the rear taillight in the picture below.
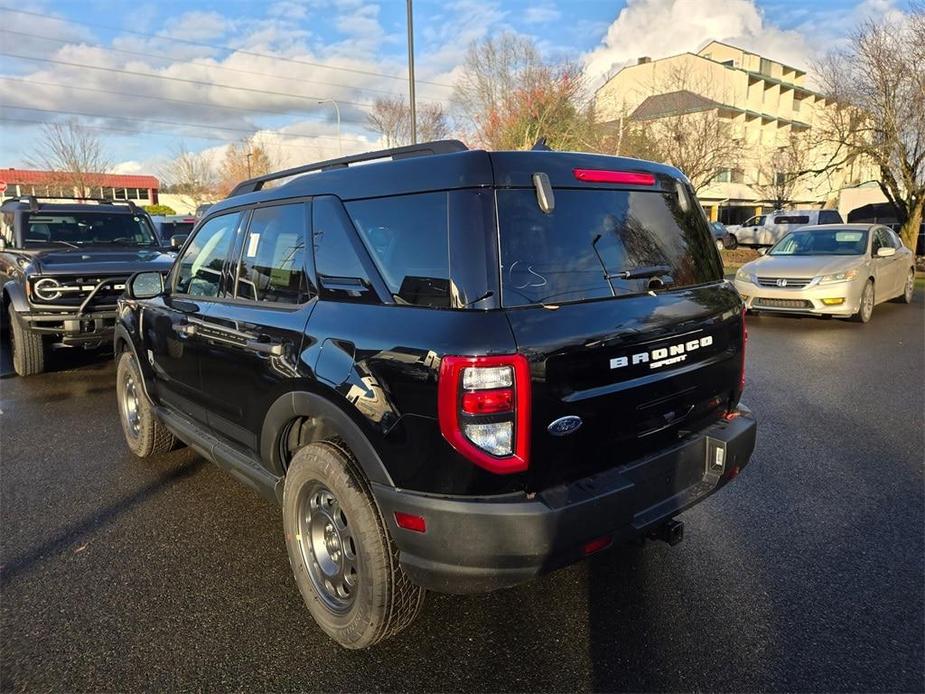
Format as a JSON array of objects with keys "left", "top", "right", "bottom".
[{"left": 438, "top": 355, "right": 531, "bottom": 474}]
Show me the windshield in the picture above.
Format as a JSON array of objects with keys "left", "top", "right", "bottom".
[
  {"left": 497, "top": 188, "right": 722, "bottom": 307},
  {"left": 22, "top": 211, "right": 158, "bottom": 248},
  {"left": 769, "top": 229, "right": 868, "bottom": 256}
]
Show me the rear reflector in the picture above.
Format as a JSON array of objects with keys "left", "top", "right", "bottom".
[
  {"left": 461, "top": 388, "right": 514, "bottom": 414},
  {"left": 583, "top": 536, "right": 612, "bottom": 555},
  {"left": 573, "top": 169, "right": 655, "bottom": 185},
  {"left": 394, "top": 512, "right": 426, "bottom": 533}
]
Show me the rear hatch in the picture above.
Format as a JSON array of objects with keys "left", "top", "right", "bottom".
[{"left": 491, "top": 153, "right": 744, "bottom": 491}]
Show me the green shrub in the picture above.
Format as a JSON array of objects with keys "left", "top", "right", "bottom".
[{"left": 144, "top": 204, "right": 176, "bottom": 216}]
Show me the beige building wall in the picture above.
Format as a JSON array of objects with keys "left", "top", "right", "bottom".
[{"left": 594, "top": 41, "right": 884, "bottom": 223}]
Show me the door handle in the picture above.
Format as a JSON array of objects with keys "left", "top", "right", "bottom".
[
  {"left": 245, "top": 339, "right": 284, "bottom": 356},
  {"left": 173, "top": 322, "right": 197, "bottom": 337}
]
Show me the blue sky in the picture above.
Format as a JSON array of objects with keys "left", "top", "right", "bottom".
[{"left": 0, "top": 0, "right": 901, "bottom": 176}]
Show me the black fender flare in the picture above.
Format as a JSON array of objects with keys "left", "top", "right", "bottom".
[
  {"left": 261, "top": 390, "right": 394, "bottom": 487},
  {"left": 113, "top": 321, "right": 157, "bottom": 404},
  {"left": 2, "top": 280, "right": 29, "bottom": 313}
]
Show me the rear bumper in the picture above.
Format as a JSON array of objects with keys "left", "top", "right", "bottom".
[{"left": 373, "top": 405, "right": 757, "bottom": 594}]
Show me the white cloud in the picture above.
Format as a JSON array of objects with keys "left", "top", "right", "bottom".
[
  {"left": 111, "top": 160, "right": 144, "bottom": 174},
  {"left": 524, "top": 4, "right": 561, "bottom": 25},
  {"left": 583, "top": 0, "right": 816, "bottom": 89},
  {"left": 165, "top": 11, "right": 230, "bottom": 41}
]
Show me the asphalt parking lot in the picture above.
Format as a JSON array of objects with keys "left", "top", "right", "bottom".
[{"left": 1, "top": 293, "right": 923, "bottom": 692}]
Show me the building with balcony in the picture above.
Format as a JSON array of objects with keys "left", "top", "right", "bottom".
[{"left": 594, "top": 41, "right": 884, "bottom": 225}]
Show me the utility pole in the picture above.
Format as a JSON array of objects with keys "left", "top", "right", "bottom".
[
  {"left": 245, "top": 151, "right": 253, "bottom": 178},
  {"left": 406, "top": 0, "right": 417, "bottom": 144}
]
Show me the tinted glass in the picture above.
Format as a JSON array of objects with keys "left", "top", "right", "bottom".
[
  {"left": 174, "top": 213, "right": 240, "bottom": 296},
  {"left": 312, "top": 196, "right": 376, "bottom": 302},
  {"left": 346, "top": 192, "right": 450, "bottom": 308},
  {"left": 773, "top": 215, "right": 810, "bottom": 224},
  {"left": 22, "top": 211, "right": 158, "bottom": 248},
  {"left": 497, "top": 189, "right": 722, "bottom": 307},
  {"left": 236, "top": 204, "right": 309, "bottom": 304},
  {"left": 819, "top": 211, "right": 842, "bottom": 224},
  {"left": 770, "top": 229, "right": 868, "bottom": 256}
]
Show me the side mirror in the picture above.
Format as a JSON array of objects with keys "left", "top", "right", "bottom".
[
  {"left": 757, "top": 247, "right": 768, "bottom": 256},
  {"left": 169, "top": 233, "right": 189, "bottom": 250},
  {"left": 876, "top": 246, "right": 896, "bottom": 257},
  {"left": 127, "top": 271, "right": 165, "bottom": 300}
]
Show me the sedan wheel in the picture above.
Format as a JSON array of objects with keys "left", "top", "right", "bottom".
[
  {"left": 901, "top": 270, "right": 914, "bottom": 304},
  {"left": 852, "top": 280, "right": 874, "bottom": 323}
]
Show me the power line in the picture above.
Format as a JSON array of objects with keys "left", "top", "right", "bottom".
[
  {"left": 0, "top": 76, "right": 362, "bottom": 124},
  {"left": 1, "top": 104, "right": 352, "bottom": 145},
  {"left": 0, "top": 51, "right": 376, "bottom": 109},
  {"left": 0, "top": 6, "right": 457, "bottom": 90},
  {"left": 0, "top": 28, "right": 451, "bottom": 104}
]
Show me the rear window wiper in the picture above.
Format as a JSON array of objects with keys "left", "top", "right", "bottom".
[{"left": 610, "top": 264, "right": 673, "bottom": 280}]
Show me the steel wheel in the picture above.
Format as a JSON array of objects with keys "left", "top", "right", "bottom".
[
  {"left": 120, "top": 373, "right": 142, "bottom": 438},
  {"left": 297, "top": 483, "right": 359, "bottom": 614}
]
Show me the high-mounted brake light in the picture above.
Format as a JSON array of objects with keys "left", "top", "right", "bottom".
[
  {"left": 438, "top": 355, "right": 531, "bottom": 474},
  {"left": 572, "top": 168, "right": 656, "bottom": 185}
]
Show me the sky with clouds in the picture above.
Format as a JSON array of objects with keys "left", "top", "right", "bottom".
[{"left": 0, "top": 0, "right": 904, "bottom": 177}]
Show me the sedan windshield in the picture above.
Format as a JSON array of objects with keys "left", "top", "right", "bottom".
[
  {"left": 769, "top": 229, "right": 868, "bottom": 256},
  {"left": 23, "top": 212, "right": 158, "bottom": 248}
]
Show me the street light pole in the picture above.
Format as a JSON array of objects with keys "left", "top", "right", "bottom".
[
  {"left": 316, "top": 99, "right": 342, "bottom": 156},
  {"left": 406, "top": 0, "right": 417, "bottom": 144}
]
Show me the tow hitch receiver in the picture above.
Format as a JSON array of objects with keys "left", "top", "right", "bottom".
[{"left": 652, "top": 518, "right": 684, "bottom": 546}]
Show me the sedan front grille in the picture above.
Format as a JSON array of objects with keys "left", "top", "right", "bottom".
[
  {"left": 756, "top": 276, "right": 813, "bottom": 288},
  {"left": 754, "top": 298, "right": 813, "bottom": 309}
]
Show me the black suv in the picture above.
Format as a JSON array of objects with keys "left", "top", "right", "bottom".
[
  {"left": 0, "top": 196, "right": 175, "bottom": 376},
  {"left": 115, "top": 141, "right": 757, "bottom": 649}
]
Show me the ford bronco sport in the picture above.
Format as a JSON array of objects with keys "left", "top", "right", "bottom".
[
  {"left": 1, "top": 196, "right": 175, "bottom": 376},
  {"left": 114, "top": 141, "right": 757, "bottom": 649}
]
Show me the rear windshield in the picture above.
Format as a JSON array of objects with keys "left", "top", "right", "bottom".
[
  {"left": 23, "top": 211, "right": 158, "bottom": 248},
  {"left": 497, "top": 189, "right": 721, "bottom": 307},
  {"left": 773, "top": 215, "right": 810, "bottom": 225}
]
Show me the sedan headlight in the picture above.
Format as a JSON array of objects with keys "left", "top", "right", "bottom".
[
  {"left": 817, "top": 269, "right": 859, "bottom": 285},
  {"left": 735, "top": 268, "right": 754, "bottom": 284}
]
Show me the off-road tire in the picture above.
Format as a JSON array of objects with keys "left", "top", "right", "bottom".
[
  {"left": 852, "top": 280, "right": 875, "bottom": 323},
  {"left": 8, "top": 304, "right": 45, "bottom": 376},
  {"left": 116, "top": 351, "right": 176, "bottom": 457},
  {"left": 283, "top": 442, "right": 425, "bottom": 649}
]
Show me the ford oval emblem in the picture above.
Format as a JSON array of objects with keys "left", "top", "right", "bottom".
[{"left": 547, "top": 415, "right": 583, "bottom": 437}]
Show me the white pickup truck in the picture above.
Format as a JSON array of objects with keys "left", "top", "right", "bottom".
[{"left": 731, "top": 209, "right": 844, "bottom": 248}]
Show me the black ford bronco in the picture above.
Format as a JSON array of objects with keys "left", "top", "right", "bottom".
[
  {"left": 114, "top": 141, "right": 757, "bottom": 649},
  {"left": 0, "top": 196, "right": 175, "bottom": 376}
]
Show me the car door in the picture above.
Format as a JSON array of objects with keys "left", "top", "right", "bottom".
[
  {"left": 196, "top": 201, "right": 315, "bottom": 452},
  {"left": 142, "top": 211, "right": 244, "bottom": 424},
  {"left": 870, "top": 227, "right": 901, "bottom": 299},
  {"left": 883, "top": 227, "right": 908, "bottom": 296}
]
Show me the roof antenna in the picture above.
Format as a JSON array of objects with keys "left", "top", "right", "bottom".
[{"left": 531, "top": 137, "right": 552, "bottom": 151}]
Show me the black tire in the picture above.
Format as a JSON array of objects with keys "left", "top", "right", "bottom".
[
  {"left": 727, "top": 234, "right": 738, "bottom": 250},
  {"left": 8, "top": 304, "right": 45, "bottom": 376},
  {"left": 893, "top": 270, "right": 914, "bottom": 304},
  {"left": 283, "top": 442, "right": 425, "bottom": 649},
  {"left": 116, "top": 351, "right": 176, "bottom": 457},
  {"left": 852, "top": 280, "right": 875, "bottom": 323}
]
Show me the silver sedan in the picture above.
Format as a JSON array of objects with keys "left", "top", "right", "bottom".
[{"left": 733, "top": 224, "right": 916, "bottom": 323}]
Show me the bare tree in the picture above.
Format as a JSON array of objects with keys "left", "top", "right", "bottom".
[
  {"left": 755, "top": 133, "right": 810, "bottom": 209},
  {"left": 813, "top": 5, "right": 924, "bottom": 249},
  {"left": 629, "top": 66, "right": 739, "bottom": 192},
  {"left": 26, "top": 119, "right": 110, "bottom": 197},
  {"left": 367, "top": 96, "right": 449, "bottom": 147},
  {"left": 159, "top": 143, "right": 217, "bottom": 208},
  {"left": 217, "top": 137, "right": 276, "bottom": 196}
]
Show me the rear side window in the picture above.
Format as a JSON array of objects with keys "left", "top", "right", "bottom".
[
  {"left": 312, "top": 196, "right": 377, "bottom": 303},
  {"left": 346, "top": 192, "right": 450, "bottom": 308},
  {"left": 497, "top": 189, "right": 722, "bottom": 307},
  {"left": 236, "top": 203, "right": 310, "bottom": 305},
  {"left": 174, "top": 213, "right": 241, "bottom": 297},
  {"left": 773, "top": 215, "right": 810, "bottom": 224},
  {"left": 818, "top": 211, "right": 843, "bottom": 225}
]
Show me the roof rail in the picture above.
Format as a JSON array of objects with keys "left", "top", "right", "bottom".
[
  {"left": 227, "top": 139, "right": 469, "bottom": 198},
  {"left": 9, "top": 195, "right": 139, "bottom": 213}
]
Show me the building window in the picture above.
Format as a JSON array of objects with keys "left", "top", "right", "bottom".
[
  {"left": 138, "top": 188, "right": 150, "bottom": 200},
  {"left": 114, "top": 188, "right": 127, "bottom": 200},
  {"left": 714, "top": 169, "right": 733, "bottom": 183}
]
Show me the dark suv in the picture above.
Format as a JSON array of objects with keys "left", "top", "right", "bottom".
[
  {"left": 115, "top": 141, "right": 757, "bottom": 649},
  {"left": 1, "top": 197, "right": 175, "bottom": 376}
]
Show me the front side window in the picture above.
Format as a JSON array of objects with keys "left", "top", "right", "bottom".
[
  {"left": 236, "top": 203, "right": 311, "bottom": 305},
  {"left": 346, "top": 192, "right": 450, "bottom": 308},
  {"left": 21, "top": 211, "right": 158, "bottom": 248},
  {"left": 497, "top": 188, "right": 722, "bottom": 307},
  {"left": 174, "top": 212, "right": 241, "bottom": 297},
  {"left": 770, "top": 229, "right": 868, "bottom": 256}
]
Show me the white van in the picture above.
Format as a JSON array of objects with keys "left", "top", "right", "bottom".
[{"left": 733, "top": 209, "right": 843, "bottom": 247}]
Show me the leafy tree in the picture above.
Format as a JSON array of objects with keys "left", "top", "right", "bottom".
[{"left": 217, "top": 138, "right": 275, "bottom": 196}]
